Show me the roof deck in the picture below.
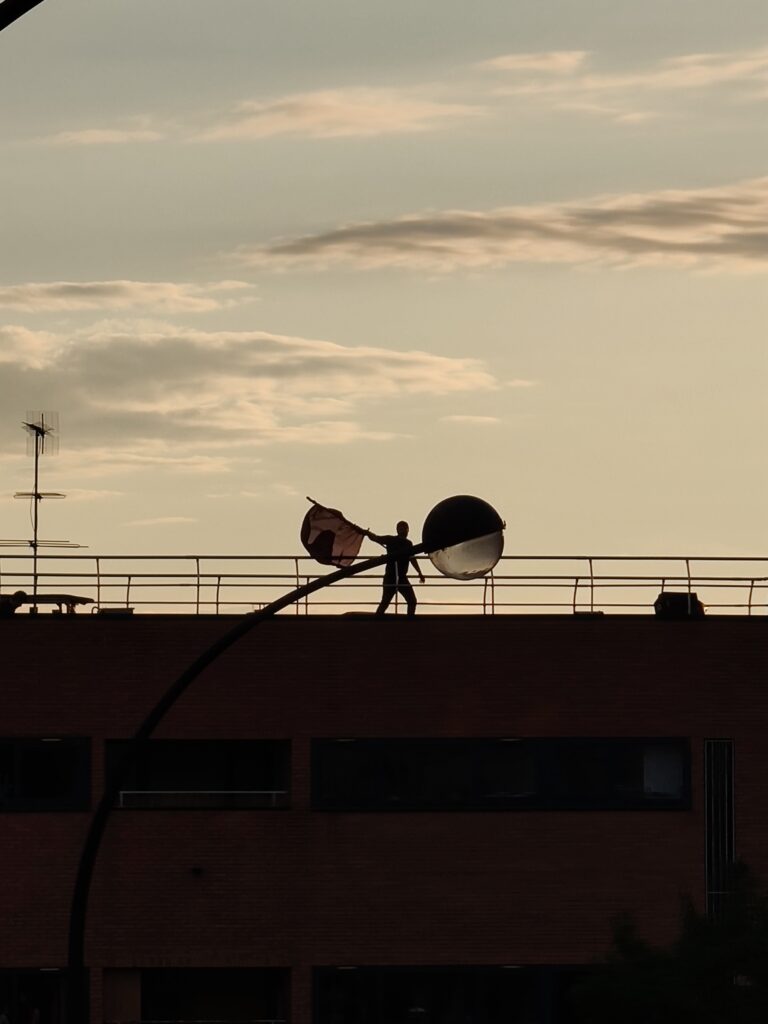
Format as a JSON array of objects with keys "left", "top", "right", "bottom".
[{"left": 2, "top": 552, "right": 768, "bottom": 616}]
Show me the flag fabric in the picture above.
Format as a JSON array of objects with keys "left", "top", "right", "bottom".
[{"left": 301, "top": 498, "right": 366, "bottom": 567}]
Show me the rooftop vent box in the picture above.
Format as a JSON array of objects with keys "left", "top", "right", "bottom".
[{"left": 654, "top": 592, "right": 705, "bottom": 620}]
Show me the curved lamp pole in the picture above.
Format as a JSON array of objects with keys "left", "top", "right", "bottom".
[
  {"left": 66, "top": 548, "right": 400, "bottom": 1023},
  {"left": 0, "top": 0, "right": 46, "bottom": 32},
  {"left": 66, "top": 494, "right": 505, "bottom": 1022}
]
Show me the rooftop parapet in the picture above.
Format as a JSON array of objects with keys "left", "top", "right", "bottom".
[{"left": 1, "top": 553, "right": 767, "bottom": 616}]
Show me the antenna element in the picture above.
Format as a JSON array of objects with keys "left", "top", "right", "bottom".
[{"left": 13, "top": 412, "right": 65, "bottom": 608}]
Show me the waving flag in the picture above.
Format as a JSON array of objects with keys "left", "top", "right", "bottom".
[{"left": 301, "top": 497, "right": 366, "bottom": 566}]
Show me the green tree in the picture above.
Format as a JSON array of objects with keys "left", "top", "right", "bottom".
[{"left": 570, "top": 863, "right": 768, "bottom": 1024}]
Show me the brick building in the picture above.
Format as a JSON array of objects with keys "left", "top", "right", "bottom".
[{"left": 0, "top": 610, "right": 757, "bottom": 1023}]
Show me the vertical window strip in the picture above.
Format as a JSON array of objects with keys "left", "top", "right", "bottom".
[{"left": 704, "top": 739, "right": 735, "bottom": 918}]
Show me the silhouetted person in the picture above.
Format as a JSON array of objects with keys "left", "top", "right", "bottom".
[{"left": 365, "top": 521, "right": 425, "bottom": 616}]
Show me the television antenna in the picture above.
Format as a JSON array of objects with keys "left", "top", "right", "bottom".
[{"left": 11, "top": 412, "right": 83, "bottom": 607}]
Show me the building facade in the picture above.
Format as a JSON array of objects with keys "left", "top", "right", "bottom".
[{"left": 0, "top": 612, "right": 760, "bottom": 1023}]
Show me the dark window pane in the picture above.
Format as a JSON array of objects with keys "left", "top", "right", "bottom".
[
  {"left": 0, "top": 739, "right": 90, "bottom": 811},
  {"left": 547, "top": 741, "right": 635, "bottom": 803},
  {"left": 644, "top": 743, "right": 684, "bottom": 799},
  {"left": 18, "top": 743, "right": 81, "bottom": 800},
  {"left": 141, "top": 967, "right": 288, "bottom": 1022},
  {"left": 0, "top": 969, "right": 64, "bottom": 1024},
  {"left": 313, "top": 739, "right": 688, "bottom": 811},
  {"left": 313, "top": 740, "right": 540, "bottom": 811},
  {"left": 316, "top": 966, "right": 537, "bottom": 1024},
  {"left": 476, "top": 742, "right": 537, "bottom": 802},
  {"left": 545, "top": 740, "right": 686, "bottom": 808},
  {"left": 0, "top": 743, "right": 15, "bottom": 808},
  {"left": 106, "top": 740, "right": 289, "bottom": 808}
]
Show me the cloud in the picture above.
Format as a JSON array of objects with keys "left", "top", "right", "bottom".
[
  {"left": 66, "top": 448, "right": 232, "bottom": 477},
  {"left": 0, "top": 321, "right": 496, "bottom": 470},
  {"left": 30, "top": 44, "right": 768, "bottom": 148},
  {"left": 441, "top": 415, "right": 501, "bottom": 425},
  {"left": 484, "top": 45, "right": 768, "bottom": 121},
  {"left": 552, "top": 100, "right": 658, "bottom": 124},
  {"left": 34, "top": 114, "right": 167, "bottom": 146},
  {"left": 479, "top": 51, "right": 588, "bottom": 74},
  {"left": 238, "top": 176, "right": 768, "bottom": 272},
  {"left": 206, "top": 482, "right": 299, "bottom": 500},
  {"left": 36, "top": 87, "right": 482, "bottom": 147},
  {"left": 0, "top": 443, "right": 230, "bottom": 479},
  {"left": 578, "top": 47, "right": 768, "bottom": 94},
  {"left": 45, "top": 128, "right": 164, "bottom": 146},
  {"left": 270, "top": 482, "right": 300, "bottom": 497},
  {"left": 195, "top": 87, "right": 482, "bottom": 140},
  {"left": 65, "top": 488, "right": 124, "bottom": 502},
  {"left": 0, "top": 280, "right": 254, "bottom": 314},
  {"left": 124, "top": 516, "right": 198, "bottom": 527},
  {"left": 0, "top": 325, "right": 59, "bottom": 368}
]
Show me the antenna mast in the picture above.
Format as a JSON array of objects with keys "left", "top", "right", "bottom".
[{"left": 14, "top": 411, "right": 64, "bottom": 607}]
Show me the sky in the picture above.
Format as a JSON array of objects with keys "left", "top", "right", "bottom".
[{"left": 1, "top": 0, "right": 768, "bottom": 559}]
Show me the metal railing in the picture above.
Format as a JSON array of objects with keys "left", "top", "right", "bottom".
[{"left": 2, "top": 553, "right": 768, "bottom": 616}]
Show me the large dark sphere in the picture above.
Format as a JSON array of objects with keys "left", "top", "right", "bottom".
[
  {"left": 422, "top": 495, "right": 504, "bottom": 552},
  {"left": 422, "top": 495, "right": 505, "bottom": 580}
]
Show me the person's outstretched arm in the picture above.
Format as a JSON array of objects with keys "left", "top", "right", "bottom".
[
  {"left": 411, "top": 556, "right": 426, "bottom": 583},
  {"left": 364, "top": 529, "right": 385, "bottom": 546}
]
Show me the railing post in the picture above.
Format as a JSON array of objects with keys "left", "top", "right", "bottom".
[{"left": 195, "top": 557, "right": 201, "bottom": 615}]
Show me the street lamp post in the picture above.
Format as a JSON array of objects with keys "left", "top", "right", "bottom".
[
  {"left": 65, "top": 549, "right": 394, "bottom": 1023},
  {"left": 65, "top": 495, "right": 505, "bottom": 1022},
  {"left": 0, "top": 0, "right": 46, "bottom": 33}
]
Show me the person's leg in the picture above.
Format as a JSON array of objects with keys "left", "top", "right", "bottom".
[
  {"left": 376, "top": 583, "right": 395, "bottom": 616},
  {"left": 400, "top": 583, "right": 417, "bottom": 616}
]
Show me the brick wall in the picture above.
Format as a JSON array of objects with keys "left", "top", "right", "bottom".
[{"left": 1, "top": 613, "right": 767, "bottom": 1020}]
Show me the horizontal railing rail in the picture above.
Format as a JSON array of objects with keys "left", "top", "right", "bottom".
[{"left": 2, "top": 553, "right": 768, "bottom": 616}]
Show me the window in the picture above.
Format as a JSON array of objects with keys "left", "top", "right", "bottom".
[
  {"left": 315, "top": 966, "right": 599, "bottom": 1024},
  {"left": 705, "top": 738, "right": 735, "bottom": 918},
  {"left": 0, "top": 738, "right": 90, "bottom": 811},
  {"left": 315, "top": 966, "right": 538, "bottom": 1024},
  {"left": 106, "top": 739, "right": 289, "bottom": 808},
  {"left": 543, "top": 739, "right": 687, "bottom": 809},
  {"left": 140, "top": 968, "right": 288, "bottom": 1023},
  {"left": 312, "top": 738, "right": 689, "bottom": 811},
  {"left": 0, "top": 969, "right": 64, "bottom": 1023}
]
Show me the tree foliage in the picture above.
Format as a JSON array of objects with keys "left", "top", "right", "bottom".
[{"left": 570, "top": 863, "right": 768, "bottom": 1024}]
